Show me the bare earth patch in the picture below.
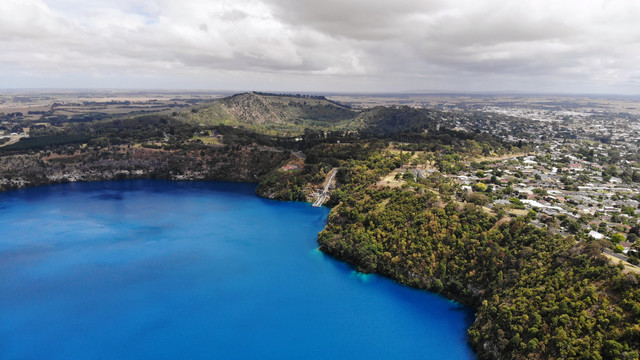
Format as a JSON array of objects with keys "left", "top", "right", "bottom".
[{"left": 377, "top": 169, "right": 404, "bottom": 188}]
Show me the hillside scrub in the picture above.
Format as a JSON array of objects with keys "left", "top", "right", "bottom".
[{"left": 313, "top": 150, "right": 640, "bottom": 360}]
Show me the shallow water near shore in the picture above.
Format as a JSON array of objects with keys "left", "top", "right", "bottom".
[{"left": 0, "top": 180, "right": 475, "bottom": 359}]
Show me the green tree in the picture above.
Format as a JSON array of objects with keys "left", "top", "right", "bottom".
[
  {"left": 611, "top": 233, "right": 626, "bottom": 244},
  {"left": 473, "top": 182, "right": 488, "bottom": 192}
]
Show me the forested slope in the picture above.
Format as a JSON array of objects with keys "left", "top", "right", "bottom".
[{"left": 311, "top": 149, "right": 640, "bottom": 360}]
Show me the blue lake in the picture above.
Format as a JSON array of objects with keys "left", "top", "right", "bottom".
[{"left": 0, "top": 180, "right": 475, "bottom": 359}]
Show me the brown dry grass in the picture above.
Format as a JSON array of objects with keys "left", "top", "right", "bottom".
[
  {"left": 602, "top": 253, "right": 640, "bottom": 275},
  {"left": 377, "top": 169, "right": 404, "bottom": 188}
]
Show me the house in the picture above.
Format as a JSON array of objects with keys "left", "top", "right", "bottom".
[
  {"left": 588, "top": 230, "right": 605, "bottom": 240},
  {"left": 619, "top": 241, "right": 634, "bottom": 254},
  {"left": 602, "top": 206, "right": 620, "bottom": 213}
]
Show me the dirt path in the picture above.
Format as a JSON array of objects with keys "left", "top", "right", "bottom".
[{"left": 0, "top": 135, "right": 25, "bottom": 148}]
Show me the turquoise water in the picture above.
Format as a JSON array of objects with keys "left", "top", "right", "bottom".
[{"left": 0, "top": 180, "right": 475, "bottom": 359}]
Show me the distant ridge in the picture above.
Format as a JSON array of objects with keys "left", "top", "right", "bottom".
[
  {"left": 181, "top": 91, "right": 459, "bottom": 136},
  {"left": 184, "top": 91, "right": 357, "bottom": 133},
  {"left": 251, "top": 91, "right": 352, "bottom": 109}
]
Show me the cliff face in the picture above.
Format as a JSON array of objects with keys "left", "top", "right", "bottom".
[{"left": 0, "top": 145, "right": 290, "bottom": 192}]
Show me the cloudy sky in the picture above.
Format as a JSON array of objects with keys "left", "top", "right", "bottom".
[{"left": 1, "top": 0, "right": 640, "bottom": 93}]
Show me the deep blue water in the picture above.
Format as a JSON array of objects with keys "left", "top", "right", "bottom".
[{"left": 0, "top": 180, "right": 475, "bottom": 359}]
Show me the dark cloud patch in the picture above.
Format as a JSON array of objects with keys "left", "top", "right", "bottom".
[{"left": 270, "top": 0, "right": 445, "bottom": 41}]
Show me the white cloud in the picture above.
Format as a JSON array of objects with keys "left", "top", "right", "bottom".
[{"left": 1, "top": 0, "right": 640, "bottom": 93}]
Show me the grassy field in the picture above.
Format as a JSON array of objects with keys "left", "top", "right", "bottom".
[{"left": 192, "top": 136, "right": 223, "bottom": 145}]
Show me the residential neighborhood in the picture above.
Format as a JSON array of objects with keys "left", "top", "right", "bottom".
[{"left": 430, "top": 100, "right": 640, "bottom": 267}]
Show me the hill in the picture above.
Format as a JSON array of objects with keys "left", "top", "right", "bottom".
[
  {"left": 183, "top": 92, "right": 358, "bottom": 135},
  {"left": 182, "top": 92, "right": 453, "bottom": 137},
  {"left": 356, "top": 105, "right": 439, "bottom": 134}
]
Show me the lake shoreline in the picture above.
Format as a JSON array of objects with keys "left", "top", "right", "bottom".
[
  {"left": 0, "top": 179, "right": 477, "bottom": 359},
  {"left": 0, "top": 147, "right": 483, "bottom": 357}
]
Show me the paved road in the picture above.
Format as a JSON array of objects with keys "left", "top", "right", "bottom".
[
  {"left": 603, "top": 248, "right": 629, "bottom": 261},
  {"left": 292, "top": 151, "right": 306, "bottom": 160},
  {"left": 313, "top": 168, "right": 338, "bottom": 207}
]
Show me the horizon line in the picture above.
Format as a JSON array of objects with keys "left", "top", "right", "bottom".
[{"left": 0, "top": 88, "right": 639, "bottom": 98}]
